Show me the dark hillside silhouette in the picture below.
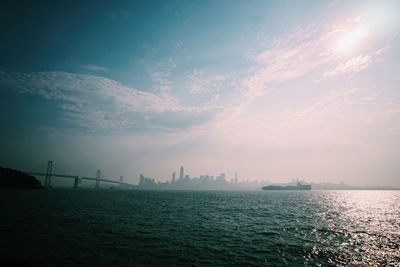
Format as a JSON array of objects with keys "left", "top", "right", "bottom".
[{"left": 0, "top": 167, "right": 42, "bottom": 189}]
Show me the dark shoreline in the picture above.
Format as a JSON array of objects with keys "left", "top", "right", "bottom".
[{"left": 0, "top": 167, "right": 43, "bottom": 189}]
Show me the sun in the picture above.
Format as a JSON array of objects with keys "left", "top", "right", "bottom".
[{"left": 337, "top": 24, "right": 370, "bottom": 52}]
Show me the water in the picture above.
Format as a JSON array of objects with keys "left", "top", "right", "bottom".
[{"left": 1, "top": 190, "right": 399, "bottom": 266}]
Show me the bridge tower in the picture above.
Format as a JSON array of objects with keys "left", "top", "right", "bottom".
[
  {"left": 95, "top": 170, "right": 101, "bottom": 188},
  {"left": 44, "top": 160, "right": 53, "bottom": 187},
  {"left": 119, "top": 176, "right": 123, "bottom": 188},
  {"left": 73, "top": 175, "right": 81, "bottom": 188}
]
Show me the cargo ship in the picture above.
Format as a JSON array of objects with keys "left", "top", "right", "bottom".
[{"left": 262, "top": 182, "right": 311, "bottom": 190}]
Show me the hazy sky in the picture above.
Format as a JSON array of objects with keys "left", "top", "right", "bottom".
[{"left": 1, "top": 0, "right": 399, "bottom": 186}]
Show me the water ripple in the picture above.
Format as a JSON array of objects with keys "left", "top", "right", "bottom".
[{"left": 0, "top": 189, "right": 399, "bottom": 266}]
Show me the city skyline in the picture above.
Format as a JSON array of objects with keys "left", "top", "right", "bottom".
[
  {"left": 1, "top": 1, "right": 400, "bottom": 186},
  {"left": 7, "top": 159, "right": 398, "bottom": 189}
]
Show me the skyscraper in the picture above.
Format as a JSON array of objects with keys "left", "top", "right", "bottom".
[
  {"left": 172, "top": 172, "right": 176, "bottom": 183},
  {"left": 184, "top": 174, "right": 190, "bottom": 182},
  {"left": 235, "top": 171, "right": 238, "bottom": 184},
  {"left": 179, "top": 166, "right": 184, "bottom": 181}
]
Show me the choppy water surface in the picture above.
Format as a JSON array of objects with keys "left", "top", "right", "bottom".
[{"left": 1, "top": 190, "right": 399, "bottom": 266}]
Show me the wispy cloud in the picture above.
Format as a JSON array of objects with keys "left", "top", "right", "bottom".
[
  {"left": 147, "top": 58, "right": 177, "bottom": 97},
  {"left": 324, "top": 54, "right": 372, "bottom": 77},
  {"left": 0, "top": 70, "right": 211, "bottom": 131},
  {"left": 229, "top": 11, "right": 394, "bottom": 113},
  {"left": 81, "top": 64, "right": 109, "bottom": 73},
  {"left": 186, "top": 68, "right": 226, "bottom": 95},
  {"left": 235, "top": 24, "right": 331, "bottom": 108},
  {"left": 190, "top": 11, "right": 397, "bottom": 151}
]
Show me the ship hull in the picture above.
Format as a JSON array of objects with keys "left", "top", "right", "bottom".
[{"left": 262, "top": 184, "right": 311, "bottom": 190}]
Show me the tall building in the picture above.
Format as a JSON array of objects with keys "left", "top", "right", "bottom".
[
  {"left": 172, "top": 172, "right": 176, "bottom": 183},
  {"left": 179, "top": 166, "right": 184, "bottom": 180},
  {"left": 235, "top": 171, "right": 238, "bottom": 184},
  {"left": 184, "top": 174, "right": 190, "bottom": 182}
]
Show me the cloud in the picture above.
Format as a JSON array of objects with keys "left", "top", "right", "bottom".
[
  {"left": 81, "top": 64, "right": 109, "bottom": 73},
  {"left": 232, "top": 11, "right": 393, "bottom": 112},
  {"left": 324, "top": 55, "right": 371, "bottom": 77},
  {"left": 190, "top": 12, "right": 397, "bottom": 153},
  {"left": 146, "top": 58, "right": 177, "bottom": 97},
  {"left": 186, "top": 68, "right": 226, "bottom": 95},
  {"left": 0, "top": 70, "right": 212, "bottom": 131},
  {"left": 14, "top": 13, "right": 384, "bottom": 136},
  {"left": 233, "top": 29, "right": 326, "bottom": 109}
]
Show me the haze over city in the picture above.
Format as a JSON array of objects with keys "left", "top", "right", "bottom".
[{"left": 1, "top": 0, "right": 399, "bottom": 187}]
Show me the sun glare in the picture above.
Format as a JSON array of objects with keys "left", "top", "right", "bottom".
[{"left": 337, "top": 24, "right": 370, "bottom": 51}]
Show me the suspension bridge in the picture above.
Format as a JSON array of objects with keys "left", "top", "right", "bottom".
[{"left": 27, "top": 160, "right": 136, "bottom": 189}]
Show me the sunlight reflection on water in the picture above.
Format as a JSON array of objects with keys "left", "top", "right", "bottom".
[{"left": 307, "top": 191, "right": 400, "bottom": 265}]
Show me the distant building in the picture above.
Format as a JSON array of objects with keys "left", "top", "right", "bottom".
[
  {"left": 179, "top": 166, "right": 184, "bottom": 181},
  {"left": 136, "top": 167, "right": 263, "bottom": 190},
  {"left": 138, "top": 173, "right": 156, "bottom": 187}
]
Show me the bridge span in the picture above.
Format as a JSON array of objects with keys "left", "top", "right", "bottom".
[{"left": 27, "top": 161, "right": 135, "bottom": 189}]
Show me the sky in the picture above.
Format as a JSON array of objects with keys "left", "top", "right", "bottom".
[{"left": 0, "top": 0, "right": 399, "bottom": 186}]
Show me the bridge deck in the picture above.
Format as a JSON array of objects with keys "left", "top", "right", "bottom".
[{"left": 26, "top": 172, "right": 132, "bottom": 186}]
